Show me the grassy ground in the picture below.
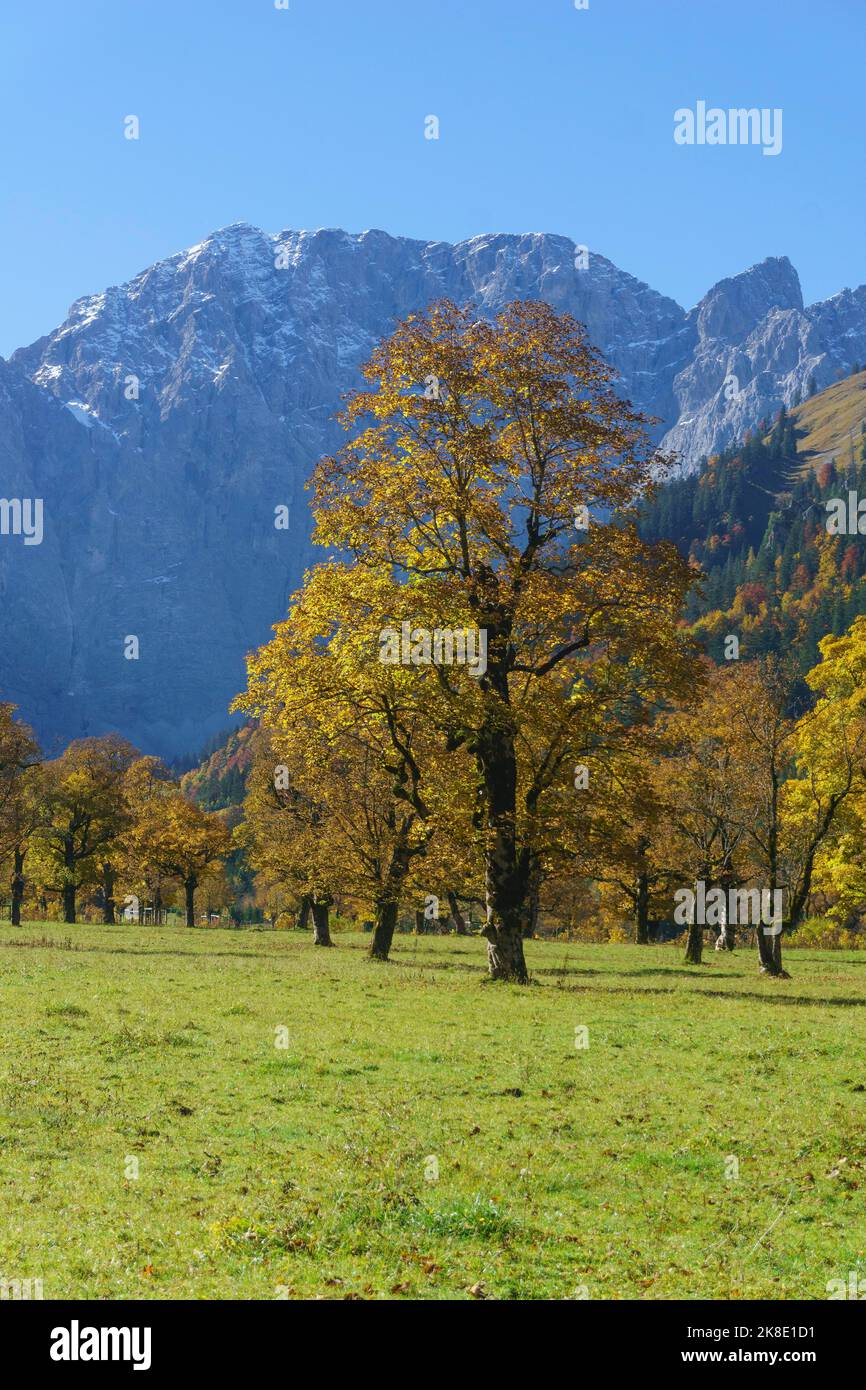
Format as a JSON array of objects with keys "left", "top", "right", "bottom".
[{"left": 1, "top": 922, "right": 864, "bottom": 1301}]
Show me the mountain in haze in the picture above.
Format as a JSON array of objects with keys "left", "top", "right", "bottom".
[{"left": 2, "top": 223, "right": 866, "bottom": 757}]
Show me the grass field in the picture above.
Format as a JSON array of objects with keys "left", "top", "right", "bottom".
[{"left": 1, "top": 922, "right": 864, "bottom": 1301}]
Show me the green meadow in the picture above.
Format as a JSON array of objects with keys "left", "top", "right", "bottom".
[{"left": 1, "top": 923, "right": 864, "bottom": 1300}]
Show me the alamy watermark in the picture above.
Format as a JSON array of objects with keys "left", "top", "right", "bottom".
[
  {"left": 0, "top": 497, "right": 43, "bottom": 545},
  {"left": 1, "top": 1275, "right": 43, "bottom": 1299},
  {"left": 673, "top": 882, "right": 784, "bottom": 933},
  {"left": 378, "top": 622, "right": 487, "bottom": 677},
  {"left": 825, "top": 493, "right": 866, "bottom": 535},
  {"left": 674, "top": 102, "right": 782, "bottom": 157},
  {"left": 827, "top": 1271, "right": 866, "bottom": 1299}
]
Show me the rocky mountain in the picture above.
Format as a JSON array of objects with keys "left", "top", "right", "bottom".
[{"left": 2, "top": 223, "right": 865, "bottom": 757}]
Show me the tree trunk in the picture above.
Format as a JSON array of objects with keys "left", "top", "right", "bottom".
[
  {"left": 477, "top": 707, "right": 530, "bottom": 982},
  {"left": 715, "top": 873, "right": 735, "bottom": 950},
  {"left": 312, "top": 898, "right": 333, "bottom": 947},
  {"left": 414, "top": 908, "right": 426, "bottom": 934},
  {"left": 447, "top": 890, "right": 469, "bottom": 935},
  {"left": 684, "top": 922, "right": 703, "bottom": 963},
  {"left": 483, "top": 911, "right": 528, "bottom": 982},
  {"left": 369, "top": 834, "right": 414, "bottom": 962},
  {"left": 10, "top": 847, "right": 25, "bottom": 926},
  {"left": 102, "top": 862, "right": 116, "bottom": 925},
  {"left": 635, "top": 872, "right": 650, "bottom": 944},
  {"left": 759, "top": 771, "right": 790, "bottom": 977},
  {"left": 184, "top": 875, "right": 197, "bottom": 927},
  {"left": 63, "top": 835, "right": 76, "bottom": 924},
  {"left": 684, "top": 874, "right": 707, "bottom": 964},
  {"left": 370, "top": 899, "right": 398, "bottom": 961},
  {"left": 297, "top": 895, "right": 312, "bottom": 930},
  {"left": 62, "top": 882, "right": 76, "bottom": 924},
  {"left": 758, "top": 925, "right": 787, "bottom": 977},
  {"left": 521, "top": 866, "right": 540, "bottom": 939}
]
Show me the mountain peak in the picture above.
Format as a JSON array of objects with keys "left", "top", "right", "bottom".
[{"left": 695, "top": 256, "right": 803, "bottom": 342}]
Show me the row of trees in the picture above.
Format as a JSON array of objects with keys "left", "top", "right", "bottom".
[
  {"left": 232, "top": 300, "right": 866, "bottom": 981},
  {"left": 582, "top": 641, "right": 866, "bottom": 976},
  {"left": 235, "top": 628, "right": 866, "bottom": 982},
  {"left": 0, "top": 719, "right": 231, "bottom": 926}
]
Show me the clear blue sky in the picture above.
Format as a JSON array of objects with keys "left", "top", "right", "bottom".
[{"left": 1, "top": 0, "right": 862, "bottom": 356}]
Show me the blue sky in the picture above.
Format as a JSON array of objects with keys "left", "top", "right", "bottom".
[{"left": 1, "top": 0, "right": 862, "bottom": 355}]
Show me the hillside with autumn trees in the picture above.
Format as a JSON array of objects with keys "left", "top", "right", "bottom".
[{"left": 640, "top": 366, "right": 866, "bottom": 672}]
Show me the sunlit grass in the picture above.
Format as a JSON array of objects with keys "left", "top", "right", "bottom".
[{"left": 1, "top": 922, "right": 864, "bottom": 1299}]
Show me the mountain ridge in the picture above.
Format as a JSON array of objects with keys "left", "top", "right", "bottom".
[{"left": 2, "top": 224, "right": 865, "bottom": 757}]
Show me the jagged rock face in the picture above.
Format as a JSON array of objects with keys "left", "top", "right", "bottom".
[
  {"left": 2, "top": 225, "right": 865, "bottom": 755},
  {"left": 663, "top": 260, "right": 866, "bottom": 465}
]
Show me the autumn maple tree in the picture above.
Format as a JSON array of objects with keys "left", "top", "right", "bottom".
[
  {"left": 37, "top": 735, "right": 139, "bottom": 924},
  {"left": 302, "top": 299, "right": 696, "bottom": 980},
  {"left": 130, "top": 786, "right": 231, "bottom": 926}
]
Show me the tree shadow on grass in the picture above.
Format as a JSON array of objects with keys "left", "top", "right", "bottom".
[
  {"left": 546, "top": 979, "right": 866, "bottom": 1008},
  {"left": 533, "top": 964, "right": 743, "bottom": 981},
  {"left": 387, "top": 955, "right": 485, "bottom": 974},
  {"left": 0, "top": 941, "right": 269, "bottom": 962}
]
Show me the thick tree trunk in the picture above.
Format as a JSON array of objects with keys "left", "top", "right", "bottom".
[
  {"left": 369, "top": 834, "right": 413, "bottom": 962},
  {"left": 758, "top": 925, "right": 787, "bottom": 977},
  {"left": 370, "top": 899, "right": 398, "bottom": 961},
  {"left": 184, "top": 875, "right": 197, "bottom": 927},
  {"left": 312, "top": 898, "right": 333, "bottom": 947},
  {"left": 102, "top": 862, "right": 116, "bottom": 925},
  {"left": 483, "top": 911, "right": 529, "bottom": 982},
  {"left": 297, "top": 895, "right": 312, "bottom": 930},
  {"left": 684, "top": 922, "right": 703, "bottom": 963},
  {"left": 477, "top": 708, "right": 530, "bottom": 982},
  {"left": 447, "top": 890, "right": 469, "bottom": 935},
  {"left": 10, "top": 847, "right": 25, "bottom": 926}
]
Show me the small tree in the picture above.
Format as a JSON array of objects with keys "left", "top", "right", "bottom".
[
  {"left": 140, "top": 793, "right": 231, "bottom": 926},
  {"left": 239, "top": 732, "right": 338, "bottom": 946},
  {"left": 37, "top": 736, "right": 138, "bottom": 924},
  {"left": 717, "top": 654, "right": 863, "bottom": 976}
]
